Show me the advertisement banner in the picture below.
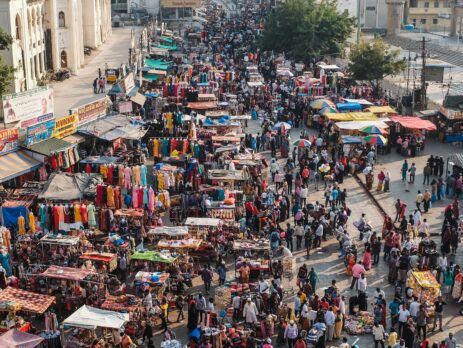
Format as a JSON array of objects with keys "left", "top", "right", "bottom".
[
  {"left": 118, "top": 101, "right": 133, "bottom": 113},
  {"left": 161, "top": 0, "right": 201, "bottom": 7},
  {"left": 75, "top": 98, "right": 109, "bottom": 126},
  {"left": 0, "top": 128, "right": 19, "bottom": 154},
  {"left": 25, "top": 120, "right": 56, "bottom": 146},
  {"left": 54, "top": 113, "right": 77, "bottom": 139},
  {"left": 123, "top": 72, "right": 135, "bottom": 93},
  {"left": 2, "top": 86, "right": 54, "bottom": 125},
  {"left": 20, "top": 113, "right": 54, "bottom": 129}
]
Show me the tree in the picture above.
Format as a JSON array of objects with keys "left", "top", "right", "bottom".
[
  {"left": 0, "top": 28, "right": 15, "bottom": 96},
  {"left": 259, "top": 0, "right": 355, "bottom": 65},
  {"left": 348, "top": 38, "right": 406, "bottom": 96}
]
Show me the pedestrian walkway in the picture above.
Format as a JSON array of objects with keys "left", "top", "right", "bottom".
[{"left": 52, "top": 27, "right": 140, "bottom": 117}]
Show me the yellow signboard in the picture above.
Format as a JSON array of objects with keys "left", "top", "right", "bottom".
[{"left": 54, "top": 113, "right": 77, "bottom": 139}]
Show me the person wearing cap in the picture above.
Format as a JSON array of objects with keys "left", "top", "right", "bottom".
[
  {"left": 284, "top": 319, "right": 298, "bottom": 348},
  {"left": 243, "top": 297, "right": 258, "bottom": 325},
  {"left": 262, "top": 338, "right": 273, "bottom": 348}
]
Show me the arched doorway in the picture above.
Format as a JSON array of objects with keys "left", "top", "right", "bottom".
[{"left": 60, "top": 50, "right": 67, "bottom": 68}]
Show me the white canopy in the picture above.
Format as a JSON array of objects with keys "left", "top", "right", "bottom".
[
  {"left": 184, "top": 217, "right": 221, "bottom": 227},
  {"left": 335, "top": 120, "right": 390, "bottom": 131},
  {"left": 148, "top": 226, "right": 189, "bottom": 236},
  {"left": 63, "top": 305, "right": 129, "bottom": 330},
  {"left": 344, "top": 98, "right": 374, "bottom": 106}
]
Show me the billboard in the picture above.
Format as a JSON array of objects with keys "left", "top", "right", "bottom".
[
  {"left": 161, "top": 0, "right": 201, "bottom": 7},
  {"left": 54, "top": 113, "right": 77, "bottom": 139},
  {"left": 2, "top": 86, "right": 54, "bottom": 125},
  {"left": 0, "top": 128, "right": 19, "bottom": 155},
  {"left": 118, "top": 101, "right": 133, "bottom": 113},
  {"left": 123, "top": 72, "right": 135, "bottom": 93},
  {"left": 74, "top": 98, "right": 109, "bottom": 126},
  {"left": 25, "top": 120, "right": 56, "bottom": 146}
]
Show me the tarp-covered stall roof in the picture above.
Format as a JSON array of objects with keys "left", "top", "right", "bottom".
[
  {"left": 184, "top": 217, "right": 221, "bottom": 227},
  {"left": 0, "top": 329, "right": 44, "bottom": 348},
  {"left": 365, "top": 106, "right": 397, "bottom": 114},
  {"left": 148, "top": 226, "right": 188, "bottom": 236},
  {"left": 0, "top": 287, "right": 54, "bottom": 314},
  {"left": 0, "top": 150, "right": 42, "bottom": 183},
  {"left": 388, "top": 116, "right": 437, "bottom": 131},
  {"left": 41, "top": 265, "right": 93, "bottom": 281},
  {"left": 38, "top": 172, "right": 102, "bottom": 201},
  {"left": 63, "top": 305, "right": 129, "bottom": 330}
]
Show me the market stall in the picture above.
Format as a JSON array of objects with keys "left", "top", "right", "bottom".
[
  {"left": 0, "top": 329, "right": 44, "bottom": 348},
  {"left": 408, "top": 271, "right": 441, "bottom": 311},
  {"left": 184, "top": 217, "right": 221, "bottom": 237},
  {"left": 233, "top": 239, "right": 271, "bottom": 279},
  {"left": 62, "top": 305, "right": 129, "bottom": 347},
  {"left": 79, "top": 252, "right": 118, "bottom": 273},
  {"left": 344, "top": 311, "right": 374, "bottom": 335}
]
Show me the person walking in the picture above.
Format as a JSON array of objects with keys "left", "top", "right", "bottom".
[
  {"left": 372, "top": 321, "right": 385, "bottom": 348},
  {"left": 423, "top": 163, "right": 431, "bottom": 185},
  {"left": 401, "top": 160, "right": 409, "bottom": 181},
  {"left": 308, "top": 268, "right": 318, "bottom": 293},
  {"left": 409, "top": 163, "right": 416, "bottom": 184},
  {"left": 433, "top": 296, "right": 446, "bottom": 332},
  {"left": 93, "top": 78, "right": 98, "bottom": 94},
  {"left": 350, "top": 261, "right": 365, "bottom": 289},
  {"left": 201, "top": 265, "right": 213, "bottom": 294},
  {"left": 416, "top": 191, "right": 423, "bottom": 212},
  {"left": 325, "top": 306, "right": 336, "bottom": 342},
  {"left": 416, "top": 305, "right": 428, "bottom": 340}
]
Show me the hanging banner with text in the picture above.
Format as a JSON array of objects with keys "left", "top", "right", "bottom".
[
  {"left": 74, "top": 98, "right": 109, "bottom": 126},
  {"left": 54, "top": 113, "right": 77, "bottom": 139},
  {"left": 0, "top": 128, "right": 19, "bottom": 155},
  {"left": 25, "top": 120, "right": 56, "bottom": 146}
]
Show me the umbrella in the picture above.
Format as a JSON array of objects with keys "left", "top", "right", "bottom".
[
  {"left": 273, "top": 122, "right": 292, "bottom": 130},
  {"left": 310, "top": 99, "right": 335, "bottom": 110},
  {"left": 360, "top": 125, "right": 387, "bottom": 135},
  {"left": 364, "top": 134, "right": 387, "bottom": 145},
  {"left": 292, "top": 139, "right": 311, "bottom": 148},
  {"left": 319, "top": 164, "right": 331, "bottom": 173},
  {"left": 320, "top": 106, "right": 338, "bottom": 116}
]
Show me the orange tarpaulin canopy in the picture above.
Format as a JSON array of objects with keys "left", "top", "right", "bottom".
[{"left": 389, "top": 116, "right": 437, "bottom": 131}]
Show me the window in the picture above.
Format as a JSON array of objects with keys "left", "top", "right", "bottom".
[
  {"left": 409, "top": 0, "right": 417, "bottom": 7},
  {"left": 424, "top": 2, "right": 430, "bottom": 7},
  {"left": 15, "top": 14, "right": 20, "bottom": 40},
  {"left": 58, "top": 11, "right": 65, "bottom": 28},
  {"left": 434, "top": 0, "right": 439, "bottom": 7},
  {"left": 60, "top": 50, "right": 67, "bottom": 68},
  {"left": 433, "top": 18, "right": 438, "bottom": 24},
  {"left": 421, "top": 18, "right": 427, "bottom": 24},
  {"left": 412, "top": 18, "right": 417, "bottom": 24}
]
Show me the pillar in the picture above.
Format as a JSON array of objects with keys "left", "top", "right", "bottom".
[
  {"left": 386, "top": 0, "right": 405, "bottom": 36},
  {"left": 48, "top": 0, "right": 60, "bottom": 70}
]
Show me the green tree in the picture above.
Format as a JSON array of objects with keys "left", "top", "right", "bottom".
[
  {"left": 0, "top": 28, "right": 15, "bottom": 96},
  {"left": 348, "top": 38, "right": 406, "bottom": 96},
  {"left": 259, "top": 0, "right": 355, "bottom": 64}
]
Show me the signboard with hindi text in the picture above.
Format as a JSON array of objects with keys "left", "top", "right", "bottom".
[
  {"left": 0, "top": 128, "right": 19, "bottom": 155},
  {"left": 54, "top": 113, "right": 77, "bottom": 139},
  {"left": 2, "top": 86, "right": 54, "bottom": 125}
]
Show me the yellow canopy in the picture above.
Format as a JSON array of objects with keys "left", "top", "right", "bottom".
[
  {"left": 365, "top": 106, "right": 397, "bottom": 114},
  {"left": 410, "top": 271, "right": 440, "bottom": 289},
  {"left": 326, "top": 112, "right": 378, "bottom": 122}
]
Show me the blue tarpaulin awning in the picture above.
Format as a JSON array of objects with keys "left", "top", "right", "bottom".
[{"left": 336, "top": 102, "right": 362, "bottom": 111}]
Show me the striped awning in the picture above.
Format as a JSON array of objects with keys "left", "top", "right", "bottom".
[{"left": 0, "top": 150, "right": 42, "bottom": 183}]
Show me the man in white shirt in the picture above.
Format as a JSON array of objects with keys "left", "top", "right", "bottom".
[
  {"left": 398, "top": 305, "right": 410, "bottom": 337},
  {"left": 258, "top": 278, "right": 270, "bottom": 295},
  {"left": 357, "top": 273, "right": 367, "bottom": 293},
  {"left": 338, "top": 295, "right": 346, "bottom": 316},
  {"left": 324, "top": 307, "right": 336, "bottom": 341},
  {"left": 409, "top": 297, "right": 420, "bottom": 319},
  {"left": 374, "top": 288, "right": 385, "bottom": 303}
]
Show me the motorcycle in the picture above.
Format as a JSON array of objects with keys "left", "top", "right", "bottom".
[{"left": 55, "top": 69, "right": 70, "bottom": 81}]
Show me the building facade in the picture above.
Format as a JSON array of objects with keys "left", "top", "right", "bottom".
[
  {"left": 0, "top": 0, "right": 112, "bottom": 94},
  {"left": 407, "top": 0, "right": 452, "bottom": 32},
  {"left": 0, "top": 0, "right": 47, "bottom": 92}
]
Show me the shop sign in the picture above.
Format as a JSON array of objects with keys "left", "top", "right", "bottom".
[
  {"left": 2, "top": 86, "right": 54, "bottom": 125},
  {"left": 0, "top": 128, "right": 19, "bottom": 154},
  {"left": 440, "top": 105, "right": 463, "bottom": 120},
  {"left": 19, "top": 113, "right": 54, "bottom": 129},
  {"left": 161, "top": 0, "right": 201, "bottom": 7},
  {"left": 25, "top": 120, "right": 56, "bottom": 146},
  {"left": 74, "top": 98, "right": 109, "bottom": 126},
  {"left": 118, "top": 101, "right": 133, "bottom": 113},
  {"left": 123, "top": 72, "right": 135, "bottom": 93},
  {"left": 54, "top": 113, "right": 77, "bottom": 139}
]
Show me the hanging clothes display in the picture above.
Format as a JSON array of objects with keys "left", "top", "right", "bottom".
[
  {"left": 87, "top": 203, "right": 96, "bottom": 228},
  {"left": 18, "top": 216, "right": 26, "bottom": 235},
  {"left": 29, "top": 211, "right": 36, "bottom": 234}
]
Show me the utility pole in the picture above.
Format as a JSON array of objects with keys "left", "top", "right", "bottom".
[
  {"left": 420, "top": 36, "right": 427, "bottom": 110},
  {"left": 357, "top": 0, "right": 361, "bottom": 44},
  {"left": 406, "top": 47, "right": 411, "bottom": 94}
]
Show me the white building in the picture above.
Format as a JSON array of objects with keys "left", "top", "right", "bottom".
[
  {"left": 0, "top": 0, "right": 112, "bottom": 94},
  {"left": 336, "top": 0, "right": 388, "bottom": 29},
  {"left": 0, "top": 0, "right": 47, "bottom": 92}
]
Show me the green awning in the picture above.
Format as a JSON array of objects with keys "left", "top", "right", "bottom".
[
  {"left": 131, "top": 251, "right": 176, "bottom": 263},
  {"left": 27, "top": 138, "right": 74, "bottom": 156},
  {"left": 161, "top": 37, "right": 174, "bottom": 43},
  {"left": 156, "top": 44, "right": 177, "bottom": 51},
  {"left": 143, "top": 75, "right": 158, "bottom": 81},
  {"left": 144, "top": 59, "right": 171, "bottom": 70}
]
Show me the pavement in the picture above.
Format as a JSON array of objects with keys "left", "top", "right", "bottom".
[
  {"left": 51, "top": 27, "right": 139, "bottom": 117},
  {"left": 147, "top": 119, "right": 463, "bottom": 347}
]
